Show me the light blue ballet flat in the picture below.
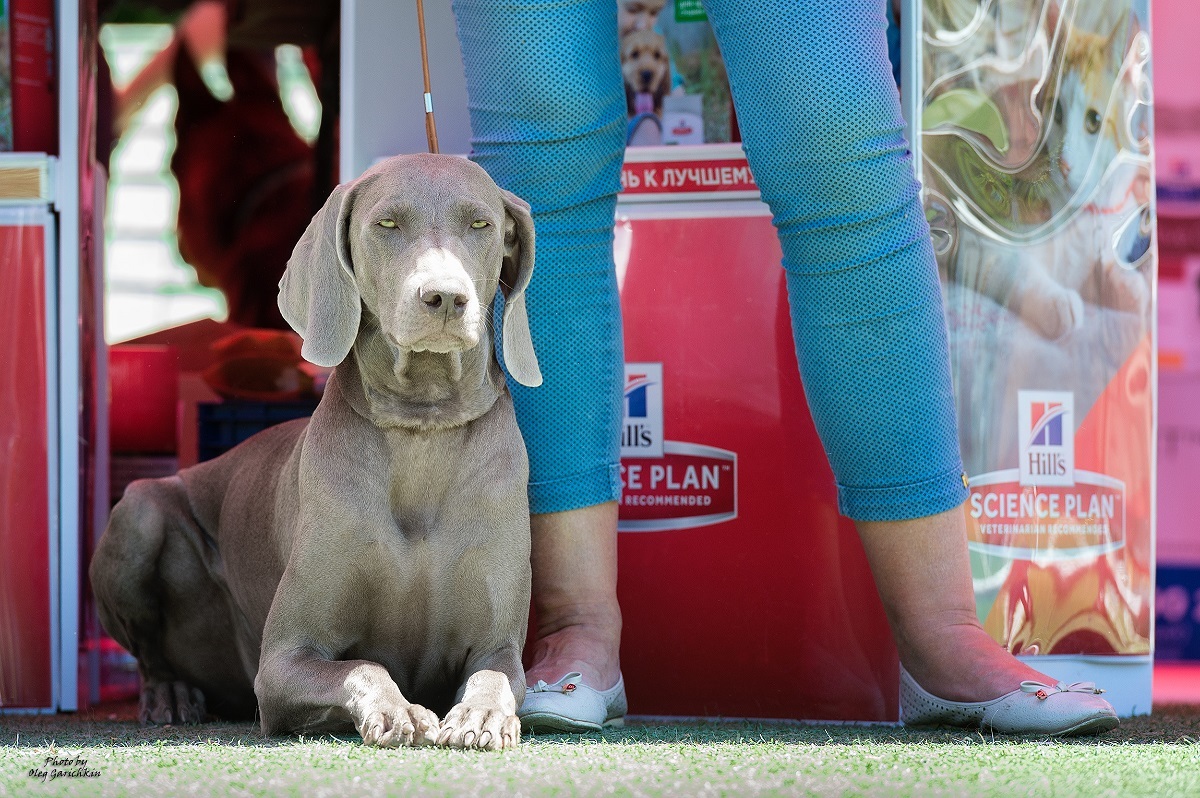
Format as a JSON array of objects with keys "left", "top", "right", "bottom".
[
  {"left": 899, "top": 666, "right": 1118, "bottom": 736},
  {"left": 518, "top": 672, "right": 627, "bottom": 733}
]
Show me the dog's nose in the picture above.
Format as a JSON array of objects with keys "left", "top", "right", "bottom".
[{"left": 420, "top": 285, "right": 469, "bottom": 317}]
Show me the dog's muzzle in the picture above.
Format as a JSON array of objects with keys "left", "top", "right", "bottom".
[{"left": 388, "top": 250, "right": 484, "bottom": 353}]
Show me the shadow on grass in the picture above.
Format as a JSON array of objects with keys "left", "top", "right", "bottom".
[{"left": 3, "top": 702, "right": 1198, "bottom": 750}]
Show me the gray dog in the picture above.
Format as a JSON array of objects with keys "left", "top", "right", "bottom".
[{"left": 90, "top": 154, "right": 542, "bottom": 750}]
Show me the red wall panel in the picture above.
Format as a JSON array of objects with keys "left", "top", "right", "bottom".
[{"left": 0, "top": 220, "right": 52, "bottom": 709}]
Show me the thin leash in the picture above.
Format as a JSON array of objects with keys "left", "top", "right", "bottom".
[{"left": 415, "top": 0, "right": 439, "bottom": 153}]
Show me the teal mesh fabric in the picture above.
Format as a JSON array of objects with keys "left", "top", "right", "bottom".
[
  {"left": 453, "top": 0, "right": 626, "bottom": 513},
  {"left": 453, "top": 0, "right": 967, "bottom": 521},
  {"left": 701, "top": 0, "right": 967, "bottom": 519}
]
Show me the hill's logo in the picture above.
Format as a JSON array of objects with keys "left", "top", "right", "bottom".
[
  {"left": 622, "top": 365, "right": 663, "bottom": 458},
  {"left": 1019, "top": 390, "right": 1074, "bottom": 487},
  {"left": 619, "top": 363, "right": 737, "bottom": 532},
  {"left": 1029, "top": 402, "right": 1065, "bottom": 445},
  {"left": 963, "top": 388, "right": 1125, "bottom": 562}
]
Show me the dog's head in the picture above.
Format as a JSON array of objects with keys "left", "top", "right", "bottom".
[
  {"left": 620, "top": 29, "right": 669, "bottom": 97},
  {"left": 278, "top": 154, "right": 542, "bottom": 387},
  {"left": 618, "top": 0, "right": 667, "bottom": 38}
]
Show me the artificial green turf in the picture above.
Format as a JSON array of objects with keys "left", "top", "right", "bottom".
[{"left": 2, "top": 704, "right": 1199, "bottom": 797}]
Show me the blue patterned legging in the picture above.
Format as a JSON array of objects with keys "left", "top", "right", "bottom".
[{"left": 452, "top": 0, "right": 968, "bottom": 521}]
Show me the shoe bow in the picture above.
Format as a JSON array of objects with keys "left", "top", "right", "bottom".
[
  {"left": 529, "top": 672, "right": 581, "bottom": 695},
  {"left": 1019, "top": 680, "right": 1105, "bottom": 701}
]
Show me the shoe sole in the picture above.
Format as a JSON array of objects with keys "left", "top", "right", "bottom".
[
  {"left": 981, "top": 713, "right": 1120, "bottom": 737},
  {"left": 906, "top": 712, "right": 1120, "bottom": 737},
  {"left": 520, "top": 713, "right": 624, "bottom": 734},
  {"left": 1032, "top": 714, "right": 1119, "bottom": 737}
]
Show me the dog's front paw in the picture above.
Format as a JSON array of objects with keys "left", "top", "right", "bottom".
[
  {"left": 357, "top": 703, "right": 440, "bottom": 748},
  {"left": 436, "top": 702, "right": 520, "bottom": 750}
]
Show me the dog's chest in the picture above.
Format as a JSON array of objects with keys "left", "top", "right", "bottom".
[
  {"left": 383, "top": 431, "right": 471, "bottom": 535},
  {"left": 365, "top": 422, "right": 528, "bottom": 620},
  {"left": 333, "top": 406, "right": 529, "bottom": 708},
  {"left": 347, "top": 532, "right": 519, "bottom": 713},
  {"left": 379, "top": 420, "right": 524, "bottom": 538}
]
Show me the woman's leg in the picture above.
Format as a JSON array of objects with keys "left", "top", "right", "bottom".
[
  {"left": 856, "top": 509, "right": 1042, "bottom": 701},
  {"left": 527, "top": 504, "right": 621, "bottom": 690},
  {"left": 701, "top": 0, "right": 1045, "bottom": 699},
  {"left": 452, "top": 0, "right": 625, "bottom": 691}
]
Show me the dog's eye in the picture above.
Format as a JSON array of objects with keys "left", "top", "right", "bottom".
[
  {"left": 470, "top": 220, "right": 490, "bottom": 229},
  {"left": 377, "top": 219, "right": 397, "bottom": 229}
]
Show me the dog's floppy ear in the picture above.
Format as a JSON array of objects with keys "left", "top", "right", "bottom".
[
  {"left": 499, "top": 189, "right": 543, "bottom": 388},
  {"left": 278, "top": 180, "right": 362, "bottom": 367}
]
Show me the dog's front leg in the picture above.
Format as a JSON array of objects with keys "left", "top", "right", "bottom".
[
  {"left": 256, "top": 648, "right": 440, "bottom": 747},
  {"left": 437, "top": 647, "right": 525, "bottom": 750}
]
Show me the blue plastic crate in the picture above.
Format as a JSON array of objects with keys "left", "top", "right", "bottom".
[
  {"left": 197, "top": 401, "right": 319, "bottom": 463},
  {"left": 1156, "top": 564, "right": 1200, "bottom": 662}
]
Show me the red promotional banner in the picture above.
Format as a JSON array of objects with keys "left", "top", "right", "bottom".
[
  {"left": 619, "top": 442, "right": 737, "bottom": 531},
  {"left": 620, "top": 157, "right": 757, "bottom": 196},
  {"left": 614, "top": 209, "right": 897, "bottom": 721}
]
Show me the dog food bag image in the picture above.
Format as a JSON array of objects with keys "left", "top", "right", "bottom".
[
  {"left": 619, "top": 0, "right": 734, "bottom": 146},
  {"left": 918, "top": 0, "right": 1155, "bottom": 668}
]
